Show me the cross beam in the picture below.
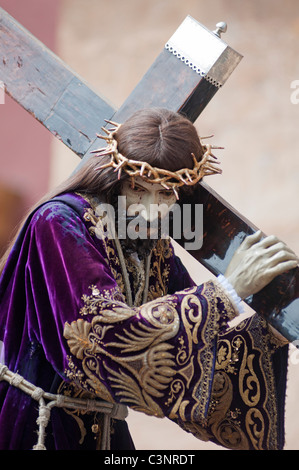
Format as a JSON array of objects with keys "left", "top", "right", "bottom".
[{"left": 0, "top": 9, "right": 298, "bottom": 342}]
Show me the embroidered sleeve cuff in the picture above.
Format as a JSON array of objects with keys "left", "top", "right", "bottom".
[
  {"left": 267, "top": 324, "right": 290, "bottom": 349},
  {"left": 216, "top": 274, "right": 245, "bottom": 315}
]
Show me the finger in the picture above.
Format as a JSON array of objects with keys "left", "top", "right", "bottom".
[
  {"left": 267, "top": 259, "right": 298, "bottom": 278},
  {"left": 257, "top": 235, "right": 298, "bottom": 259},
  {"left": 241, "top": 230, "right": 263, "bottom": 249},
  {"left": 268, "top": 250, "right": 299, "bottom": 267},
  {"left": 266, "top": 242, "right": 298, "bottom": 258},
  {"left": 257, "top": 234, "right": 281, "bottom": 249},
  {"left": 257, "top": 235, "right": 297, "bottom": 254}
]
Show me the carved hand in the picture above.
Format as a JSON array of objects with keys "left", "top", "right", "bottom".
[{"left": 225, "top": 231, "right": 299, "bottom": 300}]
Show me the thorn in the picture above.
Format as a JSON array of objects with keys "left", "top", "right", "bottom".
[
  {"left": 104, "top": 119, "right": 120, "bottom": 127},
  {"left": 200, "top": 134, "right": 214, "bottom": 140},
  {"left": 101, "top": 126, "right": 110, "bottom": 135},
  {"left": 140, "top": 163, "right": 146, "bottom": 176},
  {"left": 96, "top": 134, "right": 110, "bottom": 141},
  {"left": 90, "top": 146, "right": 107, "bottom": 153},
  {"left": 172, "top": 187, "right": 179, "bottom": 200}
]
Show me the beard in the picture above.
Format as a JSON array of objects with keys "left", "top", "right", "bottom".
[
  {"left": 117, "top": 215, "right": 161, "bottom": 260},
  {"left": 119, "top": 236, "right": 157, "bottom": 260},
  {"left": 109, "top": 192, "right": 173, "bottom": 260}
]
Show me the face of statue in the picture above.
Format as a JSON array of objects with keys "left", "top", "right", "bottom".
[
  {"left": 113, "top": 176, "right": 177, "bottom": 258},
  {"left": 121, "top": 176, "right": 176, "bottom": 218},
  {"left": 121, "top": 177, "right": 177, "bottom": 242}
]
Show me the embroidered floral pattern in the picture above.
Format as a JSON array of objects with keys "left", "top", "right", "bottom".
[
  {"left": 196, "top": 315, "right": 282, "bottom": 450},
  {"left": 80, "top": 198, "right": 173, "bottom": 304},
  {"left": 63, "top": 281, "right": 237, "bottom": 424}
]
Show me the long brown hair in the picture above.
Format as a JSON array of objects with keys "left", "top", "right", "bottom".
[{"left": 0, "top": 108, "right": 203, "bottom": 274}]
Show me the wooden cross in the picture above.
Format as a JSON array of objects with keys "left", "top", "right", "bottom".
[{"left": 0, "top": 9, "right": 298, "bottom": 342}]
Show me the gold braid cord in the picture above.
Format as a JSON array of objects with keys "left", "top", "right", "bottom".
[{"left": 92, "top": 120, "right": 222, "bottom": 199}]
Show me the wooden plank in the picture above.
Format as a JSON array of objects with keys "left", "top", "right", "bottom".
[
  {"left": 175, "top": 182, "right": 299, "bottom": 342},
  {"left": 0, "top": 8, "right": 115, "bottom": 157},
  {"left": 0, "top": 9, "right": 240, "bottom": 164},
  {"left": 82, "top": 17, "right": 243, "bottom": 160},
  {"left": 80, "top": 49, "right": 220, "bottom": 165}
]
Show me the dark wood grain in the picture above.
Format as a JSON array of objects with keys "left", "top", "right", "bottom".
[
  {"left": 175, "top": 182, "right": 299, "bottom": 342},
  {"left": 79, "top": 49, "right": 220, "bottom": 164},
  {"left": 0, "top": 9, "right": 115, "bottom": 157}
]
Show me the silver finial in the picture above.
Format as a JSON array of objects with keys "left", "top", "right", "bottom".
[{"left": 213, "top": 22, "right": 227, "bottom": 38}]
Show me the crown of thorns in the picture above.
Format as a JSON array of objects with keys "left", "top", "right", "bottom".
[{"left": 92, "top": 120, "right": 223, "bottom": 199}]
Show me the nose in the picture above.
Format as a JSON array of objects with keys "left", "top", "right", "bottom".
[{"left": 139, "top": 192, "right": 158, "bottom": 222}]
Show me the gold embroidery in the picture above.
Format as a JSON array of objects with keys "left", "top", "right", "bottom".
[
  {"left": 83, "top": 208, "right": 100, "bottom": 236},
  {"left": 213, "top": 281, "right": 239, "bottom": 322},
  {"left": 64, "top": 281, "right": 231, "bottom": 423},
  {"left": 180, "top": 292, "right": 203, "bottom": 357},
  {"left": 216, "top": 336, "right": 242, "bottom": 374},
  {"left": 65, "top": 354, "right": 114, "bottom": 404},
  {"left": 103, "top": 363, "right": 165, "bottom": 417},
  {"left": 208, "top": 371, "right": 250, "bottom": 450},
  {"left": 246, "top": 316, "right": 280, "bottom": 449},
  {"left": 188, "top": 282, "right": 222, "bottom": 425},
  {"left": 148, "top": 239, "right": 172, "bottom": 300},
  {"left": 64, "top": 293, "right": 180, "bottom": 416},
  {"left": 207, "top": 314, "right": 284, "bottom": 450},
  {"left": 56, "top": 380, "right": 104, "bottom": 446},
  {"left": 80, "top": 198, "right": 172, "bottom": 304},
  {"left": 180, "top": 421, "right": 212, "bottom": 442},
  {"left": 64, "top": 319, "right": 92, "bottom": 360},
  {"left": 124, "top": 254, "right": 147, "bottom": 306},
  {"left": 239, "top": 341, "right": 260, "bottom": 407},
  {"left": 83, "top": 205, "right": 116, "bottom": 263},
  {"left": 80, "top": 285, "right": 126, "bottom": 317},
  {"left": 63, "top": 199, "right": 284, "bottom": 449},
  {"left": 245, "top": 408, "right": 265, "bottom": 450},
  {"left": 216, "top": 339, "right": 232, "bottom": 371},
  {"left": 167, "top": 379, "right": 187, "bottom": 420},
  {"left": 80, "top": 197, "right": 125, "bottom": 295}
]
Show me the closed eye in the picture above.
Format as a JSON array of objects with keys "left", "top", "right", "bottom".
[
  {"left": 159, "top": 190, "right": 175, "bottom": 198},
  {"left": 129, "top": 184, "right": 146, "bottom": 193}
]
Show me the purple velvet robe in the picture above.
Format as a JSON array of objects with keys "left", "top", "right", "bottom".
[{"left": 0, "top": 192, "right": 288, "bottom": 450}]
